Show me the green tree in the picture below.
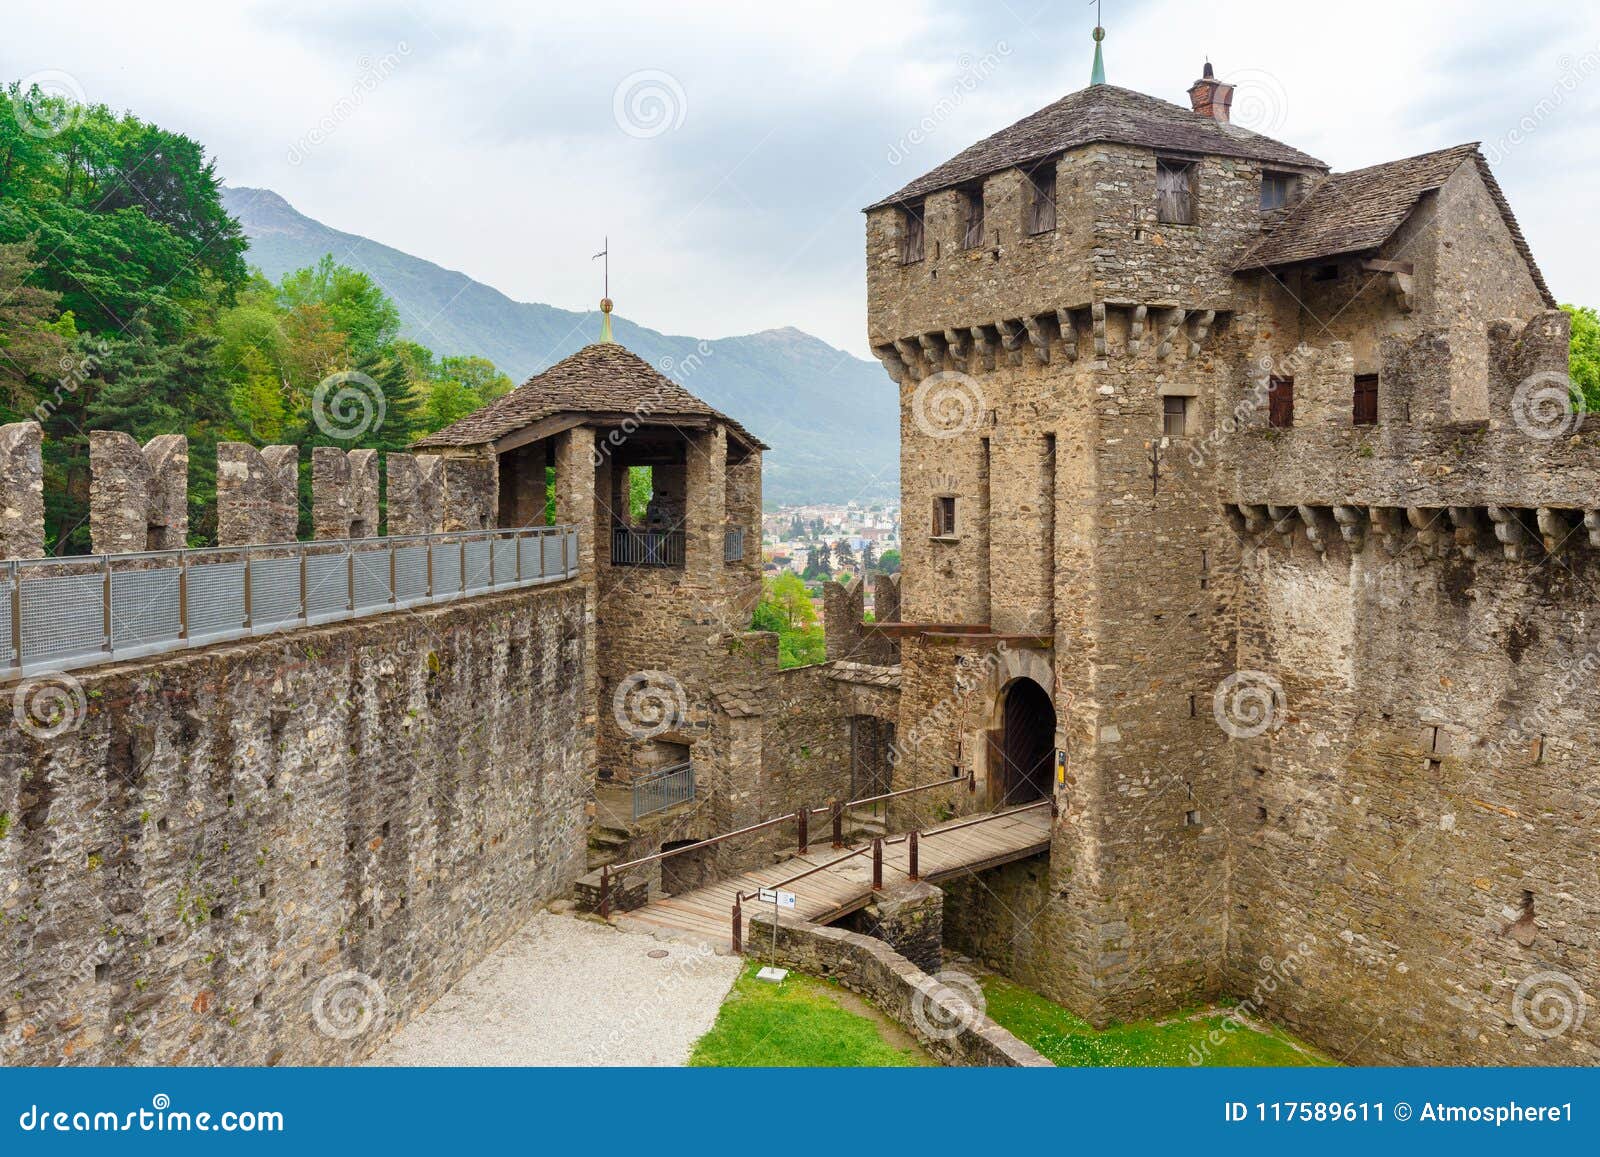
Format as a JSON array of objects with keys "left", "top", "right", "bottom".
[
  {"left": 0, "top": 240, "right": 65, "bottom": 405},
  {"left": 752, "top": 572, "right": 825, "bottom": 668},
  {"left": 628, "top": 466, "right": 652, "bottom": 523},
  {"left": 277, "top": 255, "right": 400, "bottom": 362},
  {"left": 438, "top": 354, "right": 513, "bottom": 402},
  {"left": 876, "top": 548, "right": 901, "bottom": 575},
  {"left": 1566, "top": 304, "right": 1599, "bottom": 412},
  {"left": 803, "top": 540, "right": 832, "bottom": 581}
]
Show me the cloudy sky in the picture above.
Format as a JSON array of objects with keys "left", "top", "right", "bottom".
[{"left": 7, "top": 0, "right": 1599, "bottom": 356}]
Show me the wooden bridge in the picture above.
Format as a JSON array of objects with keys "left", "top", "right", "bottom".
[{"left": 610, "top": 794, "right": 1053, "bottom": 952}]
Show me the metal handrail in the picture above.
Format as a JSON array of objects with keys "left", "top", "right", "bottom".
[
  {"left": 2, "top": 523, "right": 581, "bottom": 681},
  {"left": 603, "top": 770, "right": 971, "bottom": 879},
  {"left": 632, "top": 760, "right": 695, "bottom": 820},
  {"left": 728, "top": 797, "right": 1053, "bottom": 952}
]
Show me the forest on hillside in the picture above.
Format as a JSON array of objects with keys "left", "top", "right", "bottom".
[{"left": 0, "top": 82, "right": 519, "bottom": 553}]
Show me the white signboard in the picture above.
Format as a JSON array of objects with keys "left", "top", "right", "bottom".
[{"left": 758, "top": 887, "right": 797, "bottom": 909}]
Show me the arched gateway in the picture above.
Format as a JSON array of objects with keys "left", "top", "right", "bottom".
[{"left": 988, "top": 677, "right": 1056, "bottom": 808}]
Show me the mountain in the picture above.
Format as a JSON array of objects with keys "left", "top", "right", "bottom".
[{"left": 221, "top": 187, "right": 897, "bottom": 504}]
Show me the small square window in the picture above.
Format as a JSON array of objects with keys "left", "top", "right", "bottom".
[
  {"left": 900, "top": 202, "right": 925, "bottom": 264},
  {"left": 1268, "top": 376, "right": 1294, "bottom": 428},
  {"left": 1157, "top": 159, "right": 1196, "bottom": 224},
  {"left": 1260, "top": 171, "right": 1295, "bottom": 210},
  {"left": 932, "top": 496, "right": 957, "bottom": 537},
  {"left": 1184, "top": 809, "right": 1200, "bottom": 827},
  {"left": 1353, "top": 374, "right": 1378, "bottom": 425},
  {"left": 1162, "top": 395, "right": 1190, "bottom": 436},
  {"left": 1024, "top": 163, "right": 1056, "bottom": 234}
]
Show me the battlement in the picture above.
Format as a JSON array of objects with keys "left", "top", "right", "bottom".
[
  {"left": 1222, "top": 312, "right": 1588, "bottom": 510},
  {"left": 0, "top": 422, "right": 502, "bottom": 560}
]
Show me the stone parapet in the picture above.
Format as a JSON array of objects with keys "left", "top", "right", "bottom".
[{"left": 747, "top": 910, "right": 1050, "bottom": 1067}]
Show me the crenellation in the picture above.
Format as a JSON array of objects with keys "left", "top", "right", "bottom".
[
  {"left": 385, "top": 453, "right": 445, "bottom": 536},
  {"left": 216, "top": 442, "right": 298, "bottom": 545},
  {"left": 311, "top": 446, "right": 380, "bottom": 540},
  {"left": 0, "top": 421, "right": 45, "bottom": 560}
]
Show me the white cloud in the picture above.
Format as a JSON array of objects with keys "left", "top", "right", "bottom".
[{"left": 4, "top": 0, "right": 1596, "bottom": 357}]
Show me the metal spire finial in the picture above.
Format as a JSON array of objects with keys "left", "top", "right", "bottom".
[
  {"left": 1090, "top": 0, "right": 1106, "bottom": 86},
  {"left": 593, "top": 237, "right": 613, "bottom": 343}
]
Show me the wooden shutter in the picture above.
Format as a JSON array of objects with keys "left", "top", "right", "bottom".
[
  {"left": 1026, "top": 166, "right": 1055, "bottom": 234},
  {"left": 1157, "top": 160, "right": 1195, "bottom": 224},
  {"left": 1353, "top": 375, "right": 1378, "bottom": 425},
  {"left": 901, "top": 205, "right": 924, "bottom": 264},
  {"left": 962, "top": 188, "right": 984, "bottom": 248},
  {"left": 1268, "top": 377, "right": 1294, "bottom": 428}
]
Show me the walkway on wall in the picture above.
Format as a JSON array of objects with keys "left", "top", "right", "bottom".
[{"left": 614, "top": 802, "right": 1052, "bottom": 952}]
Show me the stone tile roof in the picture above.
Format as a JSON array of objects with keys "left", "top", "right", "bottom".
[
  {"left": 824, "top": 662, "right": 902, "bottom": 689},
  {"left": 865, "top": 83, "right": 1326, "bottom": 211},
  {"left": 413, "top": 341, "right": 767, "bottom": 451},
  {"left": 711, "top": 682, "right": 768, "bottom": 718},
  {"left": 1237, "top": 143, "right": 1556, "bottom": 306}
]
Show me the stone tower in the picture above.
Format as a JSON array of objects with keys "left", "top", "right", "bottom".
[{"left": 862, "top": 45, "right": 1574, "bottom": 1053}]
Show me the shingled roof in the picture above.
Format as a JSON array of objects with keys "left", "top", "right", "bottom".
[
  {"left": 413, "top": 342, "right": 767, "bottom": 451},
  {"left": 1237, "top": 143, "right": 1556, "bottom": 306},
  {"left": 865, "top": 83, "right": 1326, "bottom": 211}
]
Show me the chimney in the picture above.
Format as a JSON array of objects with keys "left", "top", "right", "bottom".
[{"left": 1188, "top": 61, "right": 1235, "bottom": 123}]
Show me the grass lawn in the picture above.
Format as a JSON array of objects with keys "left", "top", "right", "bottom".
[
  {"left": 689, "top": 963, "right": 933, "bottom": 1067},
  {"left": 981, "top": 974, "right": 1334, "bottom": 1067}
]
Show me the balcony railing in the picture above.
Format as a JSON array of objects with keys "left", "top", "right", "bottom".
[
  {"left": 611, "top": 527, "right": 684, "bottom": 568},
  {"left": 632, "top": 761, "right": 695, "bottom": 820},
  {"left": 723, "top": 526, "right": 744, "bottom": 563},
  {"left": 1, "top": 525, "right": 580, "bottom": 681}
]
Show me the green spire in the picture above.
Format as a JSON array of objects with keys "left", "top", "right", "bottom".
[{"left": 1090, "top": 25, "right": 1106, "bottom": 86}]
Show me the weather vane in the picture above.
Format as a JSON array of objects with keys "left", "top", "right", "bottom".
[{"left": 593, "top": 236, "right": 614, "bottom": 342}]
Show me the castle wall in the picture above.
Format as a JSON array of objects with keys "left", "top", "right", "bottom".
[
  {"left": 0, "top": 581, "right": 591, "bottom": 1066},
  {"left": 1225, "top": 534, "right": 1600, "bottom": 1066}
]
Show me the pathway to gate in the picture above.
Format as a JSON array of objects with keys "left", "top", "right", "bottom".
[{"left": 615, "top": 800, "right": 1052, "bottom": 951}]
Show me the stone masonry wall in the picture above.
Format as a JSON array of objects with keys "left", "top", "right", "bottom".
[
  {"left": 1225, "top": 533, "right": 1599, "bottom": 1066},
  {"left": 0, "top": 581, "right": 591, "bottom": 1066}
]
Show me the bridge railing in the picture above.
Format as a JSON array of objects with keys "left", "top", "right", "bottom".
[
  {"left": 726, "top": 796, "right": 1053, "bottom": 953},
  {"left": 1, "top": 524, "right": 580, "bottom": 681},
  {"left": 597, "top": 769, "right": 977, "bottom": 918}
]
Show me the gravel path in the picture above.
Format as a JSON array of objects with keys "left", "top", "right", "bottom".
[{"left": 371, "top": 911, "right": 742, "bottom": 1066}]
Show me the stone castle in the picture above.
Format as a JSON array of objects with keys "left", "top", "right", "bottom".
[{"left": 1, "top": 51, "right": 1594, "bottom": 1067}]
